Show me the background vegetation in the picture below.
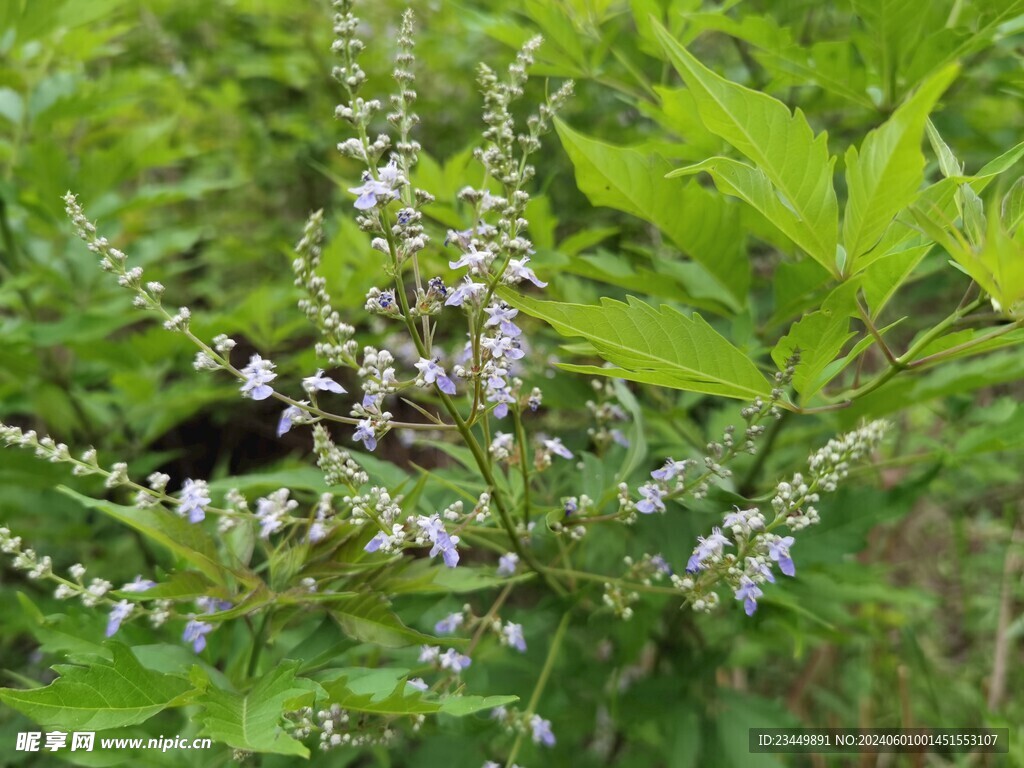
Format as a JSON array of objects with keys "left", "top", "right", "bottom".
[{"left": 1, "top": 0, "right": 1022, "bottom": 765}]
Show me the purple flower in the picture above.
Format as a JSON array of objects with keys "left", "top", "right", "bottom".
[
  {"left": 481, "top": 335, "right": 525, "bottom": 360},
  {"left": 563, "top": 498, "right": 578, "bottom": 516},
  {"left": 183, "top": 619, "right": 214, "bottom": 653},
  {"left": 431, "top": 531, "right": 460, "bottom": 568},
  {"left": 418, "top": 645, "right": 440, "bottom": 664},
  {"left": 635, "top": 483, "right": 666, "bottom": 514},
  {"left": 239, "top": 354, "right": 276, "bottom": 400},
  {"left": 277, "top": 404, "right": 304, "bottom": 437},
  {"left": 105, "top": 600, "right": 133, "bottom": 637},
  {"left": 350, "top": 178, "right": 392, "bottom": 210},
  {"left": 768, "top": 535, "right": 796, "bottom": 577},
  {"left": 407, "top": 678, "right": 429, "bottom": 692},
  {"left": 364, "top": 531, "right": 387, "bottom": 553},
  {"left": 439, "top": 648, "right": 472, "bottom": 673},
  {"left": 735, "top": 577, "right": 763, "bottom": 616},
  {"left": 417, "top": 514, "right": 460, "bottom": 568},
  {"left": 448, "top": 246, "right": 491, "bottom": 272},
  {"left": 427, "top": 277, "right": 448, "bottom": 299},
  {"left": 747, "top": 558, "right": 775, "bottom": 583},
  {"left": 610, "top": 429, "right": 630, "bottom": 448},
  {"left": 650, "top": 554, "right": 672, "bottom": 575},
  {"left": 120, "top": 575, "right": 156, "bottom": 593},
  {"left": 178, "top": 478, "right": 210, "bottom": 524},
  {"left": 505, "top": 256, "right": 547, "bottom": 288},
  {"left": 651, "top": 458, "right": 688, "bottom": 482},
  {"left": 497, "top": 552, "right": 519, "bottom": 577},
  {"left": 435, "top": 612, "right": 464, "bottom": 635},
  {"left": 543, "top": 437, "right": 573, "bottom": 460},
  {"left": 415, "top": 358, "right": 457, "bottom": 395},
  {"left": 353, "top": 419, "right": 378, "bottom": 451},
  {"left": 502, "top": 622, "right": 527, "bottom": 653},
  {"left": 348, "top": 161, "right": 403, "bottom": 210},
  {"left": 302, "top": 369, "right": 346, "bottom": 395},
  {"left": 483, "top": 304, "right": 522, "bottom": 337},
  {"left": 686, "top": 527, "right": 732, "bottom": 572},
  {"left": 530, "top": 714, "right": 556, "bottom": 746},
  {"left": 487, "top": 388, "right": 516, "bottom": 418},
  {"left": 196, "top": 597, "right": 232, "bottom": 613},
  {"left": 444, "top": 278, "right": 487, "bottom": 307}
]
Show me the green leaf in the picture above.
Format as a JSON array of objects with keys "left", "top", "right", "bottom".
[
  {"left": 321, "top": 671, "right": 516, "bottom": 717},
  {"left": 194, "top": 662, "right": 316, "bottom": 757},
  {"left": 851, "top": 0, "right": 933, "bottom": 99},
  {"left": 554, "top": 118, "right": 747, "bottom": 303},
  {"left": 772, "top": 282, "right": 859, "bottom": 399},
  {"left": 672, "top": 157, "right": 829, "bottom": 266},
  {"left": 912, "top": 202, "right": 1024, "bottom": 313},
  {"left": 331, "top": 593, "right": 442, "bottom": 648},
  {"left": 654, "top": 21, "right": 839, "bottom": 273},
  {"left": 382, "top": 560, "right": 533, "bottom": 595},
  {"left": 503, "top": 290, "right": 772, "bottom": 401},
  {"left": 1002, "top": 176, "right": 1024, "bottom": 233},
  {"left": 116, "top": 570, "right": 213, "bottom": 600},
  {"left": 58, "top": 487, "right": 238, "bottom": 587},
  {"left": 843, "top": 65, "right": 958, "bottom": 267},
  {"left": 861, "top": 244, "right": 932, "bottom": 317},
  {"left": 857, "top": 140, "right": 1024, "bottom": 272},
  {"left": 0, "top": 643, "right": 193, "bottom": 731},
  {"left": 926, "top": 119, "right": 963, "bottom": 179}
]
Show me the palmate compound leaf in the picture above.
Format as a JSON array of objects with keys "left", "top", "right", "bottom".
[
  {"left": 501, "top": 289, "right": 773, "bottom": 402},
  {"left": 193, "top": 661, "right": 318, "bottom": 757},
  {"left": 0, "top": 642, "right": 194, "bottom": 731},
  {"left": 653, "top": 19, "right": 839, "bottom": 275}
]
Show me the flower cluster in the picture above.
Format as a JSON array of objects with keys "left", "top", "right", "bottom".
[{"left": 674, "top": 420, "right": 889, "bottom": 615}]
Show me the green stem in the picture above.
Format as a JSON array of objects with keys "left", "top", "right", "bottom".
[
  {"left": 835, "top": 297, "right": 985, "bottom": 402},
  {"left": 512, "top": 406, "right": 532, "bottom": 525},
  {"left": 247, "top": 610, "right": 272, "bottom": 678},
  {"left": 907, "top": 319, "right": 1024, "bottom": 369},
  {"left": 505, "top": 609, "right": 572, "bottom": 768},
  {"left": 542, "top": 567, "right": 683, "bottom": 596}
]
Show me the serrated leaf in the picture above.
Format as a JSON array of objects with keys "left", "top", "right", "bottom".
[
  {"left": 321, "top": 671, "right": 516, "bottom": 717},
  {"left": 856, "top": 139, "right": 1024, "bottom": 272},
  {"left": 554, "top": 118, "right": 747, "bottom": 303},
  {"left": 195, "top": 662, "right": 316, "bottom": 757},
  {"left": 118, "top": 570, "right": 213, "bottom": 600},
  {"left": 58, "top": 487, "right": 237, "bottom": 587},
  {"left": 843, "top": 65, "right": 958, "bottom": 267},
  {"left": 503, "top": 290, "right": 772, "bottom": 401},
  {"left": 331, "top": 593, "right": 443, "bottom": 648},
  {"left": 672, "top": 157, "right": 828, "bottom": 265},
  {"left": 381, "top": 560, "right": 533, "bottom": 595},
  {"left": 654, "top": 21, "right": 839, "bottom": 273},
  {"left": 772, "top": 282, "right": 859, "bottom": 399},
  {"left": 0, "top": 643, "right": 193, "bottom": 731}
]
